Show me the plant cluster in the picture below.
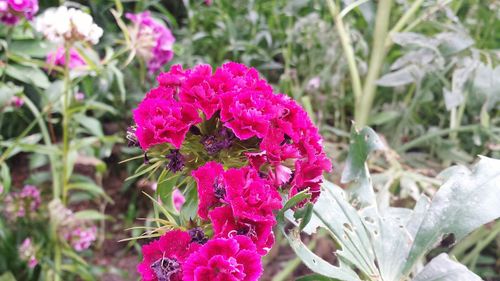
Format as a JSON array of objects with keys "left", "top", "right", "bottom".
[{"left": 129, "top": 62, "right": 331, "bottom": 280}]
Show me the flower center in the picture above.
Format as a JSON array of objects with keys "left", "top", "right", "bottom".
[
  {"left": 188, "top": 227, "right": 208, "bottom": 244},
  {"left": 200, "top": 127, "right": 235, "bottom": 155},
  {"left": 150, "top": 257, "right": 180, "bottom": 281},
  {"left": 165, "top": 149, "right": 185, "bottom": 173},
  {"left": 213, "top": 177, "right": 226, "bottom": 200},
  {"left": 236, "top": 223, "right": 257, "bottom": 238}
]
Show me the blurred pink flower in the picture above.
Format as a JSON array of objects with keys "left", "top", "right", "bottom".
[
  {"left": 19, "top": 238, "right": 38, "bottom": 268},
  {"left": 0, "top": 0, "right": 38, "bottom": 25},
  {"left": 74, "top": 92, "right": 85, "bottom": 101},
  {"left": 10, "top": 96, "right": 24, "bottom": 108},
  {"left": 126, "top": 11, "right": 175, "bottom": 74},
  {"left": 3, "top": 185, "right": 41, "bottom": 220},
  {"left": 64, "top": 226, "right": 97, "bottom": 252},
  {"left": 173, "top": 189, "right": 185, "bottom": 212},
  {"left": 46, "top": 47, "right": 87, "bottom": 69}
]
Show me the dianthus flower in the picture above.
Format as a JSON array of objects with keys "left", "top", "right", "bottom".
[
  {"left": 133, "top": 97, "right": 201, "bottom": 149},
  {"left": 131, "top": 62, "right": 331, "bottom": 279},
  {"left": 0, "top": 0, "right": 38, "bottom": 25},
  {"left": 126, "top": 11, "right": 175, "bottom": 74},
  {"left": 2, "top": 185, "right": 41, "bottom": 220},
  {"left": 48, "top": 199, "right": 98, "bottom": 252},
  {"left": 137, "top": 230, "right": 202, "bottom": 281},
  {"left": 64, "top": 226, "right": 97, "bottom": 252},
  {"left": 183, "top": 235, "right": 263, "bottom": 281},
  {"left": 46, "top": 46, "right": 87, "bottom": 69},
  {"left": 18, "top": 238, "right": 38, "bottom": 268},
  {"left": 35, "top": 6, "right": 103, "bottom": 44}
]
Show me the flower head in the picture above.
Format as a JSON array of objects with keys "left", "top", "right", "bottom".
[
  {"left": 137, "top": 230, "right": 201, "bottom": 281},
  {"left": 210, "top": 205, "right": 276, "bottom": 255},
  {"left": 35, "top": 6, "right": 103, "bottom": 44},
  {"left": 0, "top": 0, "right": 38, "bottom": 25},
  {"left": 18, "top": 238, "right": 37, "bottom": 268},
  {"left": 64, "top": 226, "right": 97, "bottom": 252},
  {"left": 2, "top": 185, "right": 41, "bottom": 220},
  {"left": 126, "top": 11, "right": 175, "bottom": 74},
  {"left": 133, "top": 98, "right": 201, "bottom": 150},
  {"left": 46, "top": 47, "right": 87, "bottom": 69},
  {"left": 131, "top": 62, "right": 331, "bottom": 278},
  {"left": 191, "top": 161, "right": 225, "bottom": 220},
  {"left": 183, "top": 235, "right": 262, "bottom": 281}
]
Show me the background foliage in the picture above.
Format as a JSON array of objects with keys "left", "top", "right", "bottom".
[{"left": 0, "top": 0, "right": 499, "bottom": 280}]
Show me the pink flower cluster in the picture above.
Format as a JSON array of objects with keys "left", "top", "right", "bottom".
[
  {"left": 46, "top": 47, "right": 87, "bottom": 69},
  {"left": 18, "top": 238, "right": 38, "bottom": 268},
  {"left": 0, "top": 0, "right": 38, "bottom": 25},
  {"left": 63, "top": 225, "right": 97, "bottom": 252},
  {"left": 138, "top": 230, "right": 261, "bottom": 281},
  {"left": 126, "top": 11, "right": 175, "bottom": 74},
  {"left": 133, "top": 63, "right": 331, "bottom": 280},
  {"left": 2, "top": 185, "right": 41, "bottom": 220}
]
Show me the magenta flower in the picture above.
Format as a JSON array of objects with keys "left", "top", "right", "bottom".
[
  {"left": 210, "top": 205, "right": 276, "bottom": 255},
  {"left": 126, "top": 11, "right": 175, "bottom": 74},
  {"left": 180, "top": 64, "right": 220, "bottom": 119},
  {"left": 157, "top": 64, "right": 187, "bottom": 88},
  {"left": 183, "top": 235, "right": 262, "bottom": 281},
  {"left": 46, "top": 47, "right": 87, "bottom": 69},
  {"left": 0, "top": 0, "right": 38, "bottom": 25},
  {"left": 290, "top": 156, "right": 332, "bottom": 205},
  {"left": 133, "top": 97, "right": 201, "bottom": 150},
  {"left": 137, "top": 230, "right": 200, "bottom": 281},
  {"left": 191, "top": 161, "right": 225, "bottom": 220},
  {"left": 224, "top": 167, "right": 282, "bottom": 221},
  {"left": 131, "top": 62, "right": 332, "bottom": 278}
]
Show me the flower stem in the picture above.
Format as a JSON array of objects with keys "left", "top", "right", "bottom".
[
  {"left": 327, "top": 0, "right": 363, "bottom": 103},
  {"left": 23, "top": 97, "right": 61, "bottom": 198},
  {"left": 396, "top": 124, "right": 479, "bottom": 153},
  {"left": 62, "top": 43, "right": 72, "bottom": 205},
  {"left": 355, "top": 0, "right": 393, "bottom": 127}
]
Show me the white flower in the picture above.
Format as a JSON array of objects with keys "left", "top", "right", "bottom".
[{"left": 35, "top": 6, "right": 103, "bottom": 45}]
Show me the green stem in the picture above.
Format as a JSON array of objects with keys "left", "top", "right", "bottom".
[
  {"left": 327, "top": 0, "right": 363, "bottom": 104},
  {"left": 384, "top": 0, "right": 425, "bottom": 49},
  {"left": 402, "top": 0, "right": 453, "bottom": 33},
  {"left": 396, "top": 124, "right": 479, "bottom": 152},
  {"left": 461, "top": 221, "right": 500, "bottom": 267},
  {"left": 62, "top": 43, "right": 72, "bottom": 205},
  {"left": 356, "top": 0, "right": 393, "bottom": 127},
  {"left": 23, "top": 97, "right": 61, "bottom": 198},
  {"left": 1, "top": 27, "right": 14, "bottom": 82},
  {"left": 451, "top": 90, "right": 468, "bottom": 141}
]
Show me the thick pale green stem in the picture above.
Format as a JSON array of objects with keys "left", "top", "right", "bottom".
[
  {"left": 355, "top": 0, "right": 393, "bottom": 127},
  {"left": 327, "top": 0, "right": 363, "bottom": 102},
  {"left": 53, "top": 42, "right": 73, "bottom": 281}
]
